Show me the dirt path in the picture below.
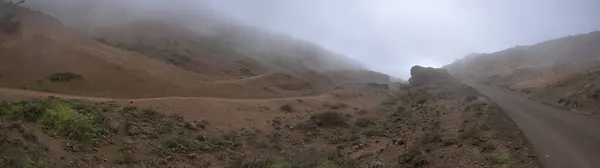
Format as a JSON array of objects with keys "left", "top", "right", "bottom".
[
  {"left": 0, "top": 87, "right": 328, "bottom": 101},
  {"left": 467, "top": 83, "right": 600, "bottom": 168}
]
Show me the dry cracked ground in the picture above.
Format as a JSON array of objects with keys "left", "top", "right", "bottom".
[{"left": 0, "top": 66, "right": 537, "bottom": 168}]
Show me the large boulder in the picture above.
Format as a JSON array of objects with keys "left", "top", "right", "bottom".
[{"left": 408, "top": 66, "right": 456, "bottom": 86}]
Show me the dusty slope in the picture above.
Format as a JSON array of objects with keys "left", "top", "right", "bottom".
[
  {"left": 0, "top": 66, "right": 536, "bottom": 167},
  {"left": 0, "top": 9, "right": 337, "bottom": 99},
  {"left": 87, "top": 20, "right": 364, "bottom": 74},
  {"left": 25, "top": 0, "right": 367, "bottom": 75},
  {"left": 323, "top": 70, "right": 391, "bottom": 84},
  {"left": 93, "top": 21, "right": 269, "bottom": 80},
  {"left": 0, "top": 9, "right": 209, "bottom": 98},
  {"left": 445, "top": 31, "right": 600, "bottom": 115},
  {"left": 445, "top": 31, "right": 600, "bottom": 80}
]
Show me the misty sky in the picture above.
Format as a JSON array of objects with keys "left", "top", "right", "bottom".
[{"left": 200, "top": 0, "right": 600, "bottom": 78}]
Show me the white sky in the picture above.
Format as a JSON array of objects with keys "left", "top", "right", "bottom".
[{"left": 201, "top": 0, "right": 600, "bottom": 78}]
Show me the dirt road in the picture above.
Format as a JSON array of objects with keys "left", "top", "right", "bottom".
[{"left": 468, "top": 83, "right": 600, "bottom": 168}]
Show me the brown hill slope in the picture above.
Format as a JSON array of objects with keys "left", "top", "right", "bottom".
[
  {"left": 446, "top": 31, "right": 600, "bottom": 79},
  {"left": 91, "top": 20, "right": 366, "bottom": 75},
  {"left": 93, "top": 21, "right": 270, "bottom": 81},
  {"left": 0, "top": 9, "right": 331, "bottom": 99},
  {"left": 0, "top": 9, "right": 207, "bottom": 98},
  {"left": 445, "top": 31, "right": 600, "bottom": 115}
]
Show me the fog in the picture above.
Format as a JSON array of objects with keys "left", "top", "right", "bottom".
[{"left": 24, "top": 0, "right": 600, "bottom": 78}]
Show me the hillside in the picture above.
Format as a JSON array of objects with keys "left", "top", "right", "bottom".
[
  {"left": 0, "top": 8, "right": 206, "bottom": 98},
  {"left": 91, "top": 20, "right": 366, "bottom": 77},
  {"left": 92, "top": 21, "right": 270, "bottom": 81},
  {"left": 25, "top": 0, "right": 365, "bottom": 74},
  {"left": 0, "top": 2, "right": 539, "bottom": 167},
  {"left": 0, "top": 8, "right": 337, "bottom": 99},
  {"left": 0, "top": 66, "right": 536, "bottom": 167},
  {"left": 445, "top": 31, "right": 600, "bottom": 115}
]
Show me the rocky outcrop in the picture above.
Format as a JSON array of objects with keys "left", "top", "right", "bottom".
[{"left": 408, "top": 65, "right": 456, "bottom": 86}]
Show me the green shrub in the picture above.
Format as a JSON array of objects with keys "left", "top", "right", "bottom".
[
  {"left": 0, "top": 99, "right": 111, "bottom": 143},
  {"left": 487, "top": 155, "right": 509, "bottom": 165}
]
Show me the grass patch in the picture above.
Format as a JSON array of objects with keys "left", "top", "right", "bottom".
[
  {"left": 228, "top": 149, "right": 353, "bottom": 168},
  {"left": 487, "top": 155, "right": 509, "bottom": 165},
  {"left": 0, "top": 132, "right": 52, "bottom": 168},
  {"left": 397, "top": 149, "right": 428, "bottom": 168},
  {"left": 0, "top": 99, "right": 111, "bottom": 144},
  {"left": 120, "top": 107, "right": 243, "bottom": 156},
  {"left": 325, "top": 128, "right": 360, "bottom": 144}
]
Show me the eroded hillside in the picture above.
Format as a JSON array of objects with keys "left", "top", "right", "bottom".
[
  {"left": 445, "top": 31, "right": 600, "bottom": 116},
  {"left": 0, "top": 5, "right": 371, "bottom": 99}
]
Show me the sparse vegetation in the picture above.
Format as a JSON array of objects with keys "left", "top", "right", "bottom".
[
  {"left": 0, "top": 133, "right": 51, "bottom": 168},
  {"left": 0, "top": 64, "right": 536, "bottom": 167},
  {"left": 488, "top": 155, "right": 509, "bottom": 165},
  {"left": 355, "top": 117, "right": 376, "bottom": 127},
  {"left": 47, "top": 72, "right": 83, "bottom": 82},
  {"left": 279, "top": 104, "right": 293, "bottom": 112},
  {"left": 0, "top": 99, "right": 111, "bottom": 144},
  {"left": 310, "top": 111, "right": 348, "bottom": 128},
  {"left": 397, "top": 149, "right": 428, "bottom": 167}
]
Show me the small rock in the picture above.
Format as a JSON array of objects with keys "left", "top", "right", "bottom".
[
  {"left": 370, "top": 160, "right": 386, "bottom": 168},
  {"left": 109, "top": 121, "right": 120, "bottom": 133},
  {"left": 187, "top": 153, "right": 197, "bottom": 159},
  {"left": 126, "top": 126, "right": 141, "bottom": 136},
  {"left": 123, "top": 137, "right": 135, "bottom": 144},
  {"left": 185, "top": 121, "right": 198, "bottom": 130}
]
